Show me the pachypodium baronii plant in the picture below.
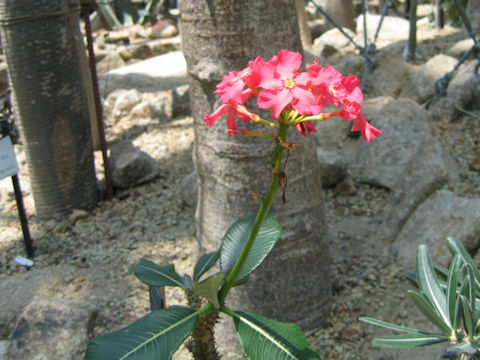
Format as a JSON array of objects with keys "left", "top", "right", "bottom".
[
  {"left": 85, "top": 49, "right": 381, "bottom": 360},
  {"left": 360, "top": 237, "right": 480, "bottom": 360}
]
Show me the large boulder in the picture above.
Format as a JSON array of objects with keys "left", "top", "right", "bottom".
[
  {"left": 356, "top": 14, "right": 410, "bottom": 46},
  {"left": 110, "top": 140, "right": 160, "bottom": 189},
  {"left": 8, "top": 297, "right": 97, "bottom": 360},
  {"left": 350, "top": 98, "right": 431, "bottom": 189},
  {"left": 99, "top": 51, "right": 188, "bottom": 96},
  {"left": 392, "top": 190, "right": 480, "bottom": 268},
  {"left": 312, "top": 27, "right": 356, "bottom": 58},
  {"left": 399, "top": 54, "right": 458, "bottom": 104},
  {"left": 382, "top": 136, "right": 460, "bottom": 237},
  {"left": 0, "top": 268, "right": 65, "bottom": 338},
  {"left": 429, "top": 60, "right": 480, "bottom": 122}
]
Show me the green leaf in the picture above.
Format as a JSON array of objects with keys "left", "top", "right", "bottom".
[
  {"left": 461, "top": 295, "right": 475, "bottom": 339},
  {"left": 96, "top": 2, "right": 122, "bottom": 27},
  {"left": 372, "top": 333, "right": 448, "bottom": 348},
  {"left": 220, "top": 213, "right": 282, "bottom": 283},
  {"left": 232, "top": 311, "right": 320, "bottom": 360},
  {"left": 446, "top": 237, "right": 480, "bottom": 289},
  {"left": 130, "top": 259, "right": 185, "bottom": 289},
  {"left": 85, "top": 306, "right": 198, "bottom": 360},
  {"left": 193, "top": 272, "right": 224, "bottom": 309},
  {"left": 447, "top": 342, "right": 478, "bottom": 356},
  {"left": 193, "top": 251, "right": 220, "bottom": 282},
  {"left": 447, "top": 255, "right": 461, "bottom": 328},
  {"left": 407, "top": 290, "right": 452, "bottom": 334},
  {"left": 358, "top": 317, "right": 425, "bottom": 334},
  {"left": 416, "top": 245, "right": 450, "bottom": 327}
]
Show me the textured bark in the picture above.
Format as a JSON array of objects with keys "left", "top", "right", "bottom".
[{"left": 180, "top": 0, "right": 331, "bottom": 330}]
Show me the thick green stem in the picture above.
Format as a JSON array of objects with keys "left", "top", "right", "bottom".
[{"left": 218, "top": 122, "right": 288, "bottom": 305}]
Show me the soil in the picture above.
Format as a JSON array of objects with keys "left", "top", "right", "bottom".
[{"left": 1, "top": 19, "right": 479, "bottom": 360}]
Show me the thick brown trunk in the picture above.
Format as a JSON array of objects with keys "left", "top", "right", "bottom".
[{"left": 180, "top": 0, "right": 331, "bottom": 331}]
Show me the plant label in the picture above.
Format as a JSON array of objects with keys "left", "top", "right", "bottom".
[{"left": 0, "top": 135, "right": 19, "bottom": 180}]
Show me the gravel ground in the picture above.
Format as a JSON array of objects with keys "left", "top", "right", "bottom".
[{"left": 1, "top": 24, "right": 479, "bottom": 360}]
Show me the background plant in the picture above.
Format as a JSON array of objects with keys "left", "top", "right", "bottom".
[{"left": 360, "top": 237, "right": 480, "bottom": 359}]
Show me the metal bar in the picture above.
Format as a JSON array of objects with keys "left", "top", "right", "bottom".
[
  {"left": 374, "top": 0, "right": 391, "bottom": 43},
  {"left": 11, "top": 174, "right": 34, "bottom": 258},
  {"left": 453, "top": 0, "right": 476, "bottom": 42},
  {"left": 407, "top": 0, "right": 418, "bottom": 61},
  {"left": 310, "top": 0, "right": 363, "bottom": 51},
  {"left": 435, "top": 0, "right": 444, "bottom": 29},
  {"left": 83, "top": 11, "right": 114, "bottom": 200}
]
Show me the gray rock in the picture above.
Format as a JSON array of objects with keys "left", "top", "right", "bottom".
[
  {"left": 325, "top": 54, "right": 364, "bottom": 80},
  {"left": 180, "top": 171, "right": 198, "bottom": 208},
  {"left": 312, "top": 27, "right": 356, "bottom": 57},
  {"left": 149, "top": 91, "right": 174, "bottom": 120},
  {"left": 110, "top": 140, "right": 160, "bottom": 189},
  {"left": 117, "top": 43, "right": 152, "bottom": 62},
  {"left": 111, "top": 89, "right": 142, "bottom": 121},
  {"left": 356, "top": 14, "right": 410, "bottom": 46},
  {"left": 313, "top": 96, "right": 392, "bottom": 178},
  {"left": 148, "top": 22, "right": 178, "bottom": 39},
  {"left": 429, "top": 61, "right": 480, "bottom": 122},
  {"left": 382, "top": 136, "right": 460, "bottom": 237},
  {"left": 8, "top": 297, "right": 97, "bottom": 360},
  {"left": 99, "top": 51, "right": 188, "bottom": 96},
  {"left": 447, "top": 39, "right": 477, "bottom": 59},
  {"left": 172, "top": 84, "right": 191, "bottom": 117},
  {"left": 0, "top": 268, "right": 65, "bottom": 338},
  {"left": 96, "top": 51, "right": 126, "bottom": 77},
  {"left": 351, "top": 98, "right": 431, "bottom": 189},
  {"left": 0, "top": 340, "right": 9, "bottom": 360},
  {"left": 393, "top": 190, "right": 480, "bottom": 268},
  {"left": 366, "top": 57, "right": 417, "bottom": 98},
  {"left": 400, "top": 54, "right": 458, "bottom": 103},
  {"left": 316, "top": 148, "right": 347, "bottom": 187}
]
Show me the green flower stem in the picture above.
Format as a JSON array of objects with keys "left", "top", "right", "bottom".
[
  {"left": 218, "top": 122, "right": 288, "bottom": 305},
  {"left": 253, "top": 116, "right": 279, "bottom": 129}
]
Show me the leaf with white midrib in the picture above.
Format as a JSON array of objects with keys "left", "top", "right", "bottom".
[
  {"left": 372, "top": 333, "right": 449, "bottom": 348},
  {"left": 232, "top": 311, "right": 320, "bottom": 360},
  {"left": 130, "top": 259, "right": 185, "bottom": 288},
  {"left": 85, "top": 306, "right": 198, "bottom": 360},
  {"left": 417, "top": 245, "right": 450, "bottom": 328}
]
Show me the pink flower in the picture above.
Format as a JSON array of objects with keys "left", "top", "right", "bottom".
[
  {"left": 351, "top": 113, "right": 383, "bottom": 142},
  {"left": 204, "top": 102, "right": 258, "bottom": 137},
  {"left": 254, "top": 50, "right": 319, "bottom": 119}
]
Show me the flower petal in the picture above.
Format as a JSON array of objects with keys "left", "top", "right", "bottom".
[{"left": 257, "top": 88, "right": 293, "bottom": 119}]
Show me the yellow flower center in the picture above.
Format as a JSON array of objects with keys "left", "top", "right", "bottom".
[{"left": 284, "top": 79, "right": 295, "bottom": 89}]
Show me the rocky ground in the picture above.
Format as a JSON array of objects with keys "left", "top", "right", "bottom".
[{"left": 1, "top": 7, "right": 480, "bottom": 360}]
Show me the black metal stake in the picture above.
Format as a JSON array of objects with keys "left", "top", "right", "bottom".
[
  {"left": 83, "top": 9, "right": 114, "bottom": 200},
  {"left": 11, "top": 173, "right": 34, "bottom": 257}
]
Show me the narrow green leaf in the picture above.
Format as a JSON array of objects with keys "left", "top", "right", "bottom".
[
  {"left": 416, "top": 245, "right": 450, "bottom": 327},
  {"left": 358, "top": 317, "right": 425, "bottom": 334},
  {"left": 447, "top": 341, "right": 478, "bottom": 356},
  {"left": 85, "top": 306, "right": 198, "bottom": 360},
  {"left": 447, "top": 255, "right": 461, "bottom": 328},
  {"left": 461, "top": 264, "right": 476, "bottom": 312},
  {"left": 446, "top": 237, "right": 480, "bottom": 289},
  {"left": 220, "top": 213, "right": 282, "bottom": 283},
  {"left": 96, "top": 2, "right": 122, "bottom": 27},
  {"left": 407, "top": 290, "right": 452, "bottom": 334},
  {"left": 193, "top": 251, "right": 220, "bottom": 282},
  {"left": 232, "top": 311, "right": 320, "bottom": 360},
  {"left": 461, "top": 295, "right": 475, "bottom": 339},
  {"left": 372, "top": 333, "right": 448, "bottom": 348},
  {"left": 130, "top": 259, "right": 185, "bottom": 288},
  {"left": 193, "top": 272, "right": 224, "bottom": 309}
]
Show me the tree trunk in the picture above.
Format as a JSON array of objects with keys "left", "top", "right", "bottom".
[
  {"left": 0, "top": 0, "right": 98, "bottom": 219},
  {"left": 180, "top": 0, "right": 331, "bottom": 333},
  {"left": 467, "top": 0, "right": 480, "bottom": 35}
]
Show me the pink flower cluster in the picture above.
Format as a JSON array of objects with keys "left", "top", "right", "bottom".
[{"left": 204, "top": 50, "right": 382, "bottom": 142}]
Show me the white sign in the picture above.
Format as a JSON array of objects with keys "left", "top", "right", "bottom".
[{"left": 0, "top": 136, "right": 19, "bottom": 179}]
